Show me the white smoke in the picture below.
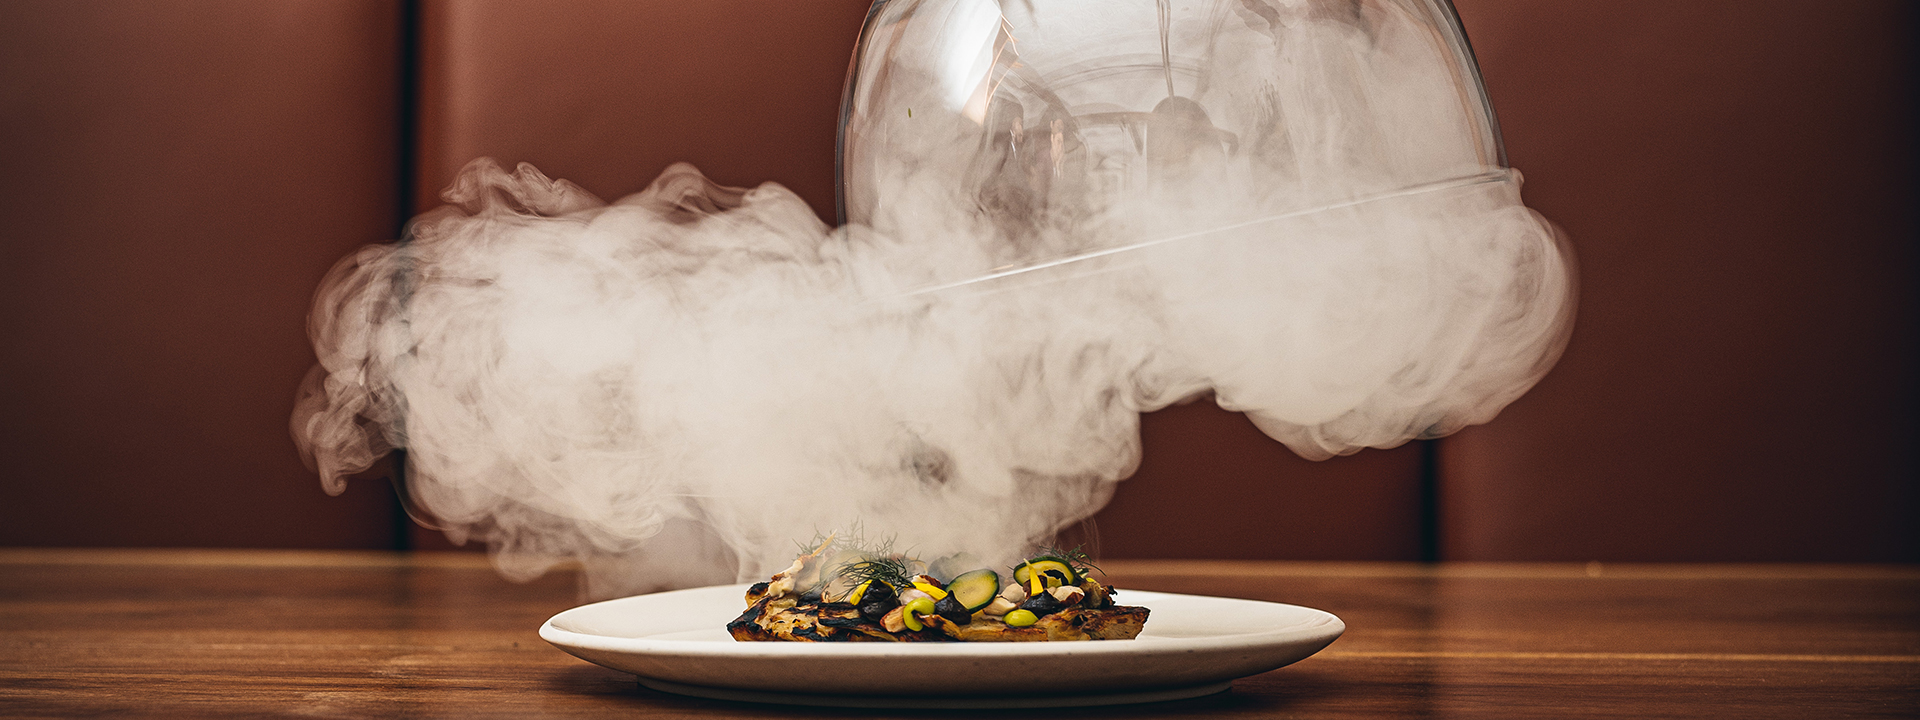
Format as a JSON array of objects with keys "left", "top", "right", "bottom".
[{"left": 293, "top": 0, "right": 1573, "bottom": 599}]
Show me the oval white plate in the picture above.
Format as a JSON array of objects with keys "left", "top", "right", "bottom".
[{"left": 541, "top": 583, "right": 1343, "bottom": 708}]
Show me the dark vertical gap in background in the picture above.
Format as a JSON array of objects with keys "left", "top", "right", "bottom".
[
  {"left": 1905, "top": 0, "right": 1920, "bottom": 563},
  {"left": 1902, "top": 0, "right": 1920, "bottom": 562},
  {"left": 1417, "top": 439, "right": 1439, "bottom": 562},
  {"left": 388, "top": 0, "right": 423, "bottom": 552}
]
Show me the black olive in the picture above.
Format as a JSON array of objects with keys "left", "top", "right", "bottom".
[
  {"left": 1018, "top": 593, "right": 1064, "bottom": 617},
  {"left": 856, "top": 582, "right": 899, "bottom": 622},
  {"left": 934, "top": 594, "right": 972, "bottom": 625},
  {"left": 861, "top": 580, "right": 898, "bottom": 604},
  {"left": 858, "top": 598, "right": 896, "bottom": 623}
]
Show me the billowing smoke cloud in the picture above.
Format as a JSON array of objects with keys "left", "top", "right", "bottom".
[{"left": 293, "top": 0, "right": 1573, "bottom": 599}]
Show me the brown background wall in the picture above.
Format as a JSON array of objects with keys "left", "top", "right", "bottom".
[
  {"left": 1443, "top": 0, "right": 1918, "bottom": 561},
  {"left": 0, "top": 0, "right": 405, "bottom": 548},
  {"left": 2, "top": 1, "right": 1912, "bottom": 563}
]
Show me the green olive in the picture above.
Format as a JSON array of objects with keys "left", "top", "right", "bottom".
[
  {"left": 902, "top": 597, "right": 937, "bottom": 631},
  {"left": 1003, "top": 609, "right": 1038, "bottom": 627}
]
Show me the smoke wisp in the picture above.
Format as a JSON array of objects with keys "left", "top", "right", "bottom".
[{"left": 294, "top": 0, "right": 1573, "bottom": 598}]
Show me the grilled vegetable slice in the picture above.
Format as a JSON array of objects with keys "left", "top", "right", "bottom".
[{"left": 943, "top": 569, "right": 1002, "bottom": 612}]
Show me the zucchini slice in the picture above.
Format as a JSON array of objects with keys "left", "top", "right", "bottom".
[
  {"left": 1012, "top": 558, "right": 1078, "bottom": 590},
  {"left": 943, "top": 568, "right": 1003, "bottom": 612}
]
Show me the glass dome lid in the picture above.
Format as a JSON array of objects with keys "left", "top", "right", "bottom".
[{"left": 838, "top": 0, "right": 1516, "bottom": 291}]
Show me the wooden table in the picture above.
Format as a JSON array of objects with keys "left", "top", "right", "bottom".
[{"left": 1, "top": 550, "right": 1914, "bottom": 718}]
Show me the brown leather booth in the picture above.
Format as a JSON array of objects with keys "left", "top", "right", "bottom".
[
  {"left": 3, "top": 1, "right": 1912, "bottom": 562},
  {"left": 0, "top": 0, "right": 405, "bottom": 548}
]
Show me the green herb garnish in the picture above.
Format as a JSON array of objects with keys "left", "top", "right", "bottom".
[
  {"left": 836, "top": 552, "right": 915, "bottom": 591},
  {"left": 794, "top": 529, "right": 839, "bottom": 557},
  {"left": 1031, "top": 544, "right": 1103, "bottom": 578}
]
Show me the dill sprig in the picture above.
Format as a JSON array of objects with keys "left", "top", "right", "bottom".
[
  {"left": 794, "top": 529, "right": 839, "bottom": 557},
  {"left": 787, "top": 525, "right": 922, "bottom": 594},
  {"left": 797, "top": 521, "right": 892, "bottom": 557},
  {"left": 1034, "top": 544, "right": 1103, "bottom": 578},
  {"left": 835, "top": 553, "right": 915, "bottom": 590},
  {"left": 831, "top": 532, "right": 915, "bottom": 588}
]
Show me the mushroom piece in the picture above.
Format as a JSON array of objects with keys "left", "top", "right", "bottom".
[
  {"left": 999, "top": 582, "right": 1029, "bottom": 603},
  {"left": 982, "top": 597, "right": 1019, "bottom": 616},
  {"left": 897, "top": 588, "right": 932, "bottom": 606},
  {"left": 881, "top": 606, "right": 908, "bottom": 633},
  {"left": 1049, "top": 584, "right": 1086, "bottom": 606},
  {"left": 764, "top": 557, "right": 807, "bottom": 597}
]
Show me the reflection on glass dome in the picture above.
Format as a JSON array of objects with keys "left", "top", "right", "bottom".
[{"left": 842, "top": 0, "right": 1521, "bottom": 284}]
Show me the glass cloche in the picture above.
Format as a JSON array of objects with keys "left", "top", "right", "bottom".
[
  {"left": 842, "top": 0, "right": 1516, "bottom": 277},
  {"left": 835, "top": 0, "right": 1575, "bottom": 456}
]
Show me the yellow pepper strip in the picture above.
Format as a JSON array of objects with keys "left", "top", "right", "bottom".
[
  {"left": 1027, "top": 565, "right": 1044, "bottom": 596},
  {"left": 848, "top": 580, "right": 871, "bottom": 606},
  {"left": 912, "top": 581, "right": 949, "bottom": 600}
]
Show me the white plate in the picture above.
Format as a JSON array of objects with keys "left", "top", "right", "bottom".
[{"left": 541, "top": 583, "right": 1344, "bottom": 708}]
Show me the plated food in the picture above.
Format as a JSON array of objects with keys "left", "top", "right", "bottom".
[{"left": 727, "top": 537, "right": 1148, "bottom": 642}]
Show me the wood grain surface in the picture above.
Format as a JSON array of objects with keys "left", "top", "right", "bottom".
[{"left": 1, "top": 550, "right": 1914, "bottom": 718}]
